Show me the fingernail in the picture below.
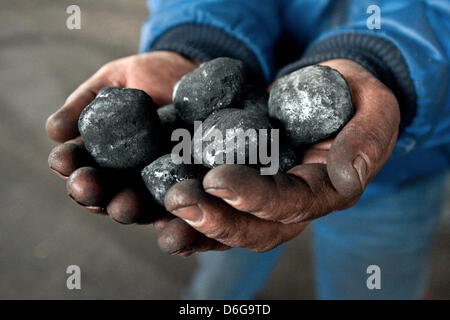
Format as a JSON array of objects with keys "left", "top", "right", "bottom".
[
  {"left": 68, "top": 194, "right": 106, "bottom": 214},
  {"left": 84, "top": 206, "right": 106, "bottom": 214},
  {"left": 353, "top": 156, "right": 367, "bottom": 189},
  {"left": 204, "top": 188, "right": 237, "bottom": 201},
  {"left": 178, "top": 250, "right": 196, "bottom": 257},
  {"left": 173, "top": 205, "right": 203, "bottom": 224},
  {"left": 169, "top": 248, "right": 185, "bottom": 256},
  {"left": 49, "top": 166, "right": 69, "bottom": 179}
]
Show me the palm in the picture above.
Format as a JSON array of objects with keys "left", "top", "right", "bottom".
[{"left": 121, "top": 52, "right": 199, "bottom": 106}]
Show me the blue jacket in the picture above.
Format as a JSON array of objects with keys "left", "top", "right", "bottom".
[{"left": 139, "top": 0, "right": 450, "bottom": 199}]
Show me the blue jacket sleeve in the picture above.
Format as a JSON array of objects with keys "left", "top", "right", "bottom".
[
  {"left": 139, "top": 0, "right": 281, "bottom": 82},
  {"left": 278, "top": 0, "right": 450, "bottom": 156}
]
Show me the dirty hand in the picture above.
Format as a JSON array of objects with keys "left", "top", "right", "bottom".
[
  {"left": 46, "top": 51, "right": 227, "bottom": 255},
  {"left": 164, "top": 59, "right": 400, "bottom": 253}
]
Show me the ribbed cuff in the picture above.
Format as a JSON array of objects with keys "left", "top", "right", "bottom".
[
  {"left": 150, "top": 24, "right": 263, "bottom": 81},
  {"left": 277, "top": 33, "right": 417, "bottom": 132}
]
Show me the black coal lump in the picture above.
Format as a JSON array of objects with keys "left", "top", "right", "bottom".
[
  {"left": 278, "top": 145, "right": 298, "bottom": 173},
  {"left": 157, "top": 104, "right": 179, "bottom": 128},
  {"left": 157, "top": 104, "right": 190, "bottom": 137},
  {"left": 240, "top": 85, "right": 269, "bottom": 115},
  {"left": 192, "top": 108, "right": 272, "bottom": 168},
  {"left": 268, "top": 65, "right": 354, "bottom": 147},
  {"left": 173, "top": 57, "right": 248, "bottom": 124},
  {"left": 141, "top": 154, "right": 208, "bottom": 206},
  {"left": 78, "top": 87, "right": 164, "bottom": 170}
]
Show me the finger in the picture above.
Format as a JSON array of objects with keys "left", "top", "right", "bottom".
[
  {"left": 302, "top": 148, "right": 328, "bottom": 165},
  {"left": 65, "top": 136, "right": 84, "bottom": 146},
  {"left": 310, "top": 138, "right": 333, "bottom": 150},
  {"left": 46, "top": 67, "right": 122, "bottom": 142},
  {"left": 48, "top": 139, "right": 93, "bottom": 179},
  {"left": 165, "top": 179, "right": 308, "bottom": 251},
  {"left": 203, "top": 164, "right": 353, "bottom": 224},
  {"left": 153, "top": 215, "right": 175, "bottom": 232},
  {"left": 326, "top": 80, "right": 400, "bottom": 198},
  {"left": 301, "top": 138, "right": 333, "bottom": 164},
  {"left": 107, "top": 187, "right": 147, "bottom": 224},
  {"left": 157, "top": 217, "right": 229, "bottom": 255},
  {"left": 107, "top": 181, "right": 167, "bottom": 224},
  {"left": 66, "top": 166, "right": 113, "bottom": 212}
]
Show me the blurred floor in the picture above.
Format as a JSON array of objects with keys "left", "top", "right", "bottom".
[{"left": 0, "top": 0, "right": 448, "bottom": 299}]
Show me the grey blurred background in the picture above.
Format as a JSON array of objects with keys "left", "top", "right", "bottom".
[{"left": 0, "top": 0, "right": 449, "bottom": 299}]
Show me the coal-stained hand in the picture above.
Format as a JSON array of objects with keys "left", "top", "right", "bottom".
[
  {"left": 46, "top": 51, "right": 228, "bottom": 254},
  {"left": 165, "top": 59, "right": 400, "bottom": 253}
]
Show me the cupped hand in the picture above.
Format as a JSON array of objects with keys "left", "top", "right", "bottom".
[
  {"left": 164, "top": 59, "right": 400, "bottom": 253},
  {"left": 46, "top": 51, "right": 229, "bottom": 255}
]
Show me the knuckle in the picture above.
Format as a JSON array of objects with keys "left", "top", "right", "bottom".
[
  {"left": 125, "top": 56, "right": 144, "bottom": 76},
  {"left": 364, "top": 130, "right": 387, "bottom": 160},
  {"left": 279, "top": 183, "right": 309, "bottom": 223},
  {"left": 98, "top": 61, "right": 114, "bottom": 74},
  {"left": 96, "top": 59, "right": 123, "bottom": 81},
  {"left": 205, "top": 223, "right": 234, "bottom": 242},
  {"left": 254, "top": 173, "right": 313, "bottom": 224},
  {"left": 204, "top": 215, "right": 245, "bottom": 247},
  {"left": 280, "top": 211, "right": 306, "bottom": 224},
  {"left": 126, "top": 56, "right": 139, "bottom": 70},
  {"left": 262, "top": 175, "right": 291, "bottom": 220},
  {"left": 277, "top": 196, "right": 308, "bottom": 223},
  {"left": 279, "top": 201, "right": 316, "bottom": 223}
]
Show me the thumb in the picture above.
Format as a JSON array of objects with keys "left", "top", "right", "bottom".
[
  {"left": 46, "top": 63, "right": 123, "bottom": 142},
  {"left": 326, "top": 62, "right": 400, "bottom": 198}
]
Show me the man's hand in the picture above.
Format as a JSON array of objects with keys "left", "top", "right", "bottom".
[
  {"left": 46, "top": 51, "right": 199, "bottom": 143},
  {"left": 46, "top": 51, "right": 231, "bottom": 255},
  {"left": 164, "top": 59, "right": 400, "bottom": 253}
]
